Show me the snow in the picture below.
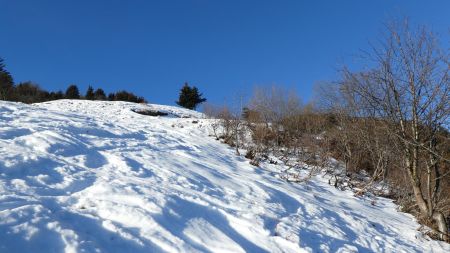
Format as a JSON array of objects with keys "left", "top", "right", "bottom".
[{"left": 0, "top": 99, "right": 448, "bottom": 253}]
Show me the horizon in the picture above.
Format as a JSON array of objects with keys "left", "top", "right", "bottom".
[{"left": 1, "top": 0, "right": 449, "bottom": 107}]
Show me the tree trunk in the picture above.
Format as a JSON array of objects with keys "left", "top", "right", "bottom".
[
  {"left": 410, "top": 178, "right": 430, "bottom": 216},
  {"left": 406, "top": 154, "right": 429, "bottom": 216},
  {"left": 432, "top": 211, "right": 449, "bottom": 241},
  {"left": 408, "top": 157, "right": 448, "bottom": 241}
]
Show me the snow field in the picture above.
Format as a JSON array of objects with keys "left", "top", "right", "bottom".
[{"left": 0, "top": 100, "right": 448, "bottom": 253}]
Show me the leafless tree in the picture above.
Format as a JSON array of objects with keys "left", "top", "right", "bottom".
[
  {"left": 339, "top": 20, "right": 449, "bottom": 240},
  {"left": 249, "top": 86, "right": 301, "bottom": 154}
]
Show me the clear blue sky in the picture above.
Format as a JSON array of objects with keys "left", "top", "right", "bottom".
[{"left": 1, "top": 0, "right": 449, "bottom": 106}]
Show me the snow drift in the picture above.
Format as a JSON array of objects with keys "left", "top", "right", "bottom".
[{"left": 0, "top": 100, "right": 448, "bottom": 253}]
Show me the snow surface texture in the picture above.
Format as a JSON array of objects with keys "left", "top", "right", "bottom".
[{"left": 0, "top": 100, "right": 448, "bottom": 253}]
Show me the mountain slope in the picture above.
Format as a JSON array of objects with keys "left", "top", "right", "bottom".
[{"left": 0, "top": 100, "right": 448, "bottom": 253}]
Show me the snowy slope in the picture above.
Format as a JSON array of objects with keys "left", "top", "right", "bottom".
[{"left": 0, "top": 100, "right": 448, "bottom": 253}]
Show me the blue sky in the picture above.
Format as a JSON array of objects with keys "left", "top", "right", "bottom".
[{"left": 0, "top": 0, "right": 449, "bottom": 106}]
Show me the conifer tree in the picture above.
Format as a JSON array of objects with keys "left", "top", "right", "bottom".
[
  {"left": 85, "top": 85, "right": 95, "bottom": 100},
  {"left": 65, "top": 84, "right": 80, "bottom": 99},
  {"left": 49, "top": 91, "right": 64, "bottom": 100},
  {"left": 176, "top": 82, "right": 206, "bottom": 110},
  {"left": 0, "top": 57, "right": 14, "bottom": 100},
  {"left": 94, "top": 88, "right": 106, "bottom": 100}
]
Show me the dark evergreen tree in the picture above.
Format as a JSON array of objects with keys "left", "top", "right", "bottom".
[
  {"left": 85, "top": 85, "right": 95, "bottom": 100},
  {"left": 94, "top": 88, "right": 106, "bottom": 100},
  {"left": 0, "top": 57, "right": 14, "bottom": 100},
  {"left": 108, "top": 92, "right": 115, "bottom": 101},
  {"left": 113, "top": 91, "right": 129, "bottom": 101},
  {"left": 65, "top": 84, "right": 80, "bottom": 99},
  {"left": 176, "top": 83, "right": 206, "bottom": 110},
  {"left": 49, "top": 91, "right": 64, "bottom": 100}
]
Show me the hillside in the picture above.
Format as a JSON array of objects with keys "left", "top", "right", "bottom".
[{"left": 0, "top": 100, "right": 448, "bottom": 253}]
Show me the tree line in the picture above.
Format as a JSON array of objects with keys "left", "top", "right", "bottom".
[
  {"left": 1, "top": 61, "right": 208, "bottom": 110},
  {"left": 207, "top": 21, "right": 449, "bottom": 241},
  {"left": 0, "top": 61, "right": 147, "bottom": 104}
]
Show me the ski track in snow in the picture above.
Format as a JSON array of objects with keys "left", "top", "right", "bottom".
[{"left": 0, "top": 100, "right": 448, "bottom": 253}]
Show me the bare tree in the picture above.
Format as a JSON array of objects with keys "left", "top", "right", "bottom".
[
  {"left": 340, "top": 20, "right": 449, "bottom": 240},
  {"left": 249, "top": 86, "right": 301, "bottom": 154}
]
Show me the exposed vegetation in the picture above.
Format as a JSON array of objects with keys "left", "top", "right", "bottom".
[
  {"left": 207, "top": 21, "right": 449, "bottom": 241},
  {"left": 131, "top": 109, "right": 168, "bottom": 117}
]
